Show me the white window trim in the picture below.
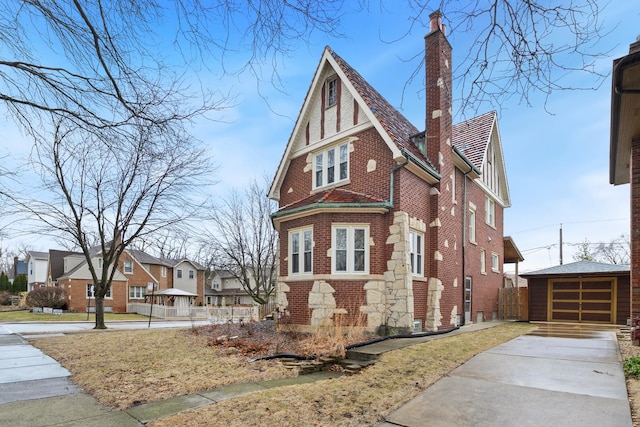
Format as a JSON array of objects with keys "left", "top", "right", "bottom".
[
  {"left": 189, "top": 270, "right": 195, "bottom": 279},
  {"left": 326, "top": 76, "right": 338, "bottom": 107},
  {"left": 129, "top": 285, "right": 145, "bottom": 300},
  {"left": 485, "top": 196, "right": 496, "bottom": 228},
  {"left": 480, "top": 248, "right": 486, "bottom": 275},
  {"left": 332, "top": 224, "right": 369, "bottom": 274},
  {"left": 409, "top": 230, "right": 424, "bottom": 277},
  {"left": 468, "top": 203, "right": 477, "bottom": 244},
  {"left": 177, "top": 269, "right": 183, "bottom": 279},
  {"left": 289, "top": 227, "right": 313, "bottom": 275},
  {"left": 491, "top": 252, "right": 500, "bottom": 273},
  {"left": 123, "top": 260, "right": 133, "bottom": 274},
  {"left": 161, "top": 266, "right": 167, "bottom": 277},
  {"left": 313, "top": 142, "right": 349, "bottom": 190},
  {"left": 87, "top": 284, "right": 112, "bottom": 299}
]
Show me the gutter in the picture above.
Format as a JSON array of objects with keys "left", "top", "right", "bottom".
[
  {"left": 271, "top": 201, "right": 392, "bottom": 220},
  {"left": 400, "top": 148, "right": 441, "bottom": 181},
  {"left": 453, "top": 146, "right": 481, "bottom": 175}
]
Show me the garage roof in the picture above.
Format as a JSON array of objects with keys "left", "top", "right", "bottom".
[{"left": 520, "top": 260, "right": 629, "bottom": 278}]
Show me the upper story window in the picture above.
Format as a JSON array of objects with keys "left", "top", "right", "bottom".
[
  {"left": 469, "top": 203, "right": 477, "bottom": 244},
  {"left": 480, "top": 248, "right": 486, "bottom": 274},
  {"left": 97, "top": 258, "right": 103, "bottom": 269},
  {"left": 124, "top": 261, "right": 133, "bottom": 274},
  {"left": 326, "top": 76, "right": 338, "bottom": 107},
  {"left": 491, "top": 252, "right": 500, "bottom": 273},
  {"left": 177, "top": 269, "right": 183, "bottom": 279},
  {"left": 485, "top": 196, "right": 495, "bottom": 228},
  {"left": 290, "top": 227, "right": 313, "bottom": 275},
  {"left": 332, "top": 225, "right": 368, "bottom": 274},
  {"left": 409, "top": 230, "right": 424, "bottom": 276},
  {"left": 161, "top": 266, "right": 167, "bottom": 277},
  {"left": 314, "top": 143, "right": 349, "bottom": 189},
  {"left": 189, "top": 270, "right": 194, "bottom": 279}
]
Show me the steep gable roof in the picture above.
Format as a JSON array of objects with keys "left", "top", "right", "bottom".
[
  {"left": 269, "top": 46, "right": 438, "bottom": 201},
  {"left": 452, "top": 111, "right": 511, "bottom": 207}
]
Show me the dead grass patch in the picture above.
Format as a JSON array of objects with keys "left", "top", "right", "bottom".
[
  {"left": 30, "top": 325, "right": 296, "bottom": 410},
  {"left": 149, "top": 322, "right": 535, "bottom": 427}
]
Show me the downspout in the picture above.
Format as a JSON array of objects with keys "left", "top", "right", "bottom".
[
  {"left": 388, "top": 157, "right": 410, "bottom": 210},
  {"left": 461, "top": 165, "right": 473, "bottom": 326}
]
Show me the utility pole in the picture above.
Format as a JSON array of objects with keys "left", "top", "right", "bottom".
[{"left": 559, "top": 223, "right": 563, "bottom": 265}]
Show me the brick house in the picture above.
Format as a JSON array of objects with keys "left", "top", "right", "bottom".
[
  {"left": 51, "top": 248, "right": 204, "bottom": 312},
  {"left": 610, "top": 37, "right": 640, "bottom": 321},
  {"left": 268, "top": 11, "right": 517, "bottom": 334}
]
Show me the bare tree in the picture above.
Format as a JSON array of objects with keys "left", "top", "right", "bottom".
[
  {"left": 572, "top": 235, "right": 630, "bottom": 265},
  {"left": 6, "top": 121, "right": 213, "bottom": 328},
  {"left": 0, "top": 1, "right": 353, "bottom": 328},
  {"left": 205, "top": 179, "right": 277, "bottom": 305},
  {"left": 391, "top": 0, "right": 609, "bottom": 114},
  {"left": 573, "top": 238, "right": 595, "bottom": 262},
  {"left": 595, "top": 234, "right": 630, "bottom": 265}
]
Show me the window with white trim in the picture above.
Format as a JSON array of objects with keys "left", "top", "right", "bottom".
[
  {"left": 332, "top": 225, "right": 368, "bottom": 274},
  {"left": 409, "top": 230, "right": 424, "bottom": 276},
  {"left": 87, "top": 284, "right": 111, "bottom": 299},
  {"left": 314, "top": 143, "right": 349, "bottom": 189},
  {"left": 290, "top": 227, "right": 313, "bottom": 274},
  {"left": 189, "top": 270, "right": 194, "bottom": 279},
  {"left": 469, "top": 204, "right": 477, "bottom": 244},
  {"left": 480, "top": 248, "right": 486, "bottom": 274},
  {"left": 485, "top": 196, "right": 495, "bottom": 227},
  {"left": 177, "top": 269, "right": 183, "bottom": 279},
  {"left": 124, "top": 260, "right": 133, "bottom": 274},
  {"left": 129, "top": 286, "right": 145, "bottom": 299},
  {"left": 161, "top": 266, "right": 166, "bottom": 277},
  {"left": 326, "top": 76, "right": 338, "bottom": 107},
  {"left": 491, "top": 252, "right": 500, "bottom": 273}
]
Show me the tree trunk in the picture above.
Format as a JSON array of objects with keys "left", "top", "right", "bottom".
[{"left": 94, "top": 296, "right": 107, "bottom": 329}]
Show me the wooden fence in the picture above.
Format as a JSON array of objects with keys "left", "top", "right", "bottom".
[{"left": 499, "top": 287, "right": 528, "bottom": 321}]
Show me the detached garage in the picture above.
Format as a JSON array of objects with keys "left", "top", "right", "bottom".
[{"left": 522, "top": 261, "right": 630, "bottom": 325}]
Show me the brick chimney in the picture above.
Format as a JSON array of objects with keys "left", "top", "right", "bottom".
[
  {"left": 425, "top": 10, "right": 456, "bottom": 330},
  {"left": 425, "top": 10, "right": 452, "bottom": 166}
]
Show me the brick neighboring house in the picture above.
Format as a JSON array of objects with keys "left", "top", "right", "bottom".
[
  {"left": 268, "top": 11, "right": 518, "bottom": 334},
  {"left": 50, "top": 248, "right": 204, "bottom": 312},
  {"left": 610, "top": 37, "right": 640, "bottom": 320}
]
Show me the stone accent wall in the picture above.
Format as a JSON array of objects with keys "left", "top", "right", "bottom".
[
  {"left": 382, "top": 211, "right": 414, "bottom": 333},
  {"left": 308, "top": 280, "right": 346, "bottom": 326},
  {"left": 361, "top": 280, "right": 386, "bottom": 328}
]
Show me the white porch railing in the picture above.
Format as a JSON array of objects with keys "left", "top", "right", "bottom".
[{"left": 127, "top": 303, "right": 259, "bottom": 322}]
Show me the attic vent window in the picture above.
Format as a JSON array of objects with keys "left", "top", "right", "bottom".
[
  {"left": 411, "top": 134, "right": 426, "bottom": 156},
  {"left": 326, "top": 76, "right": 338, "bottom": 107}
]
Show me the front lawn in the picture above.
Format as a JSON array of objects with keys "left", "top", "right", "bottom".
[
  {"left": 0, "top": 310, "right": 147, "bottom": 322},
  {"left": 29, "top": 321, "right": 535, "bottom": 425}
]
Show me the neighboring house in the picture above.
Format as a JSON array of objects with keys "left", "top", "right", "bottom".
[
  {"left": 205, "top": 270, "right": 257, "bottom": 306},
  {"left": 521, "top": 261, "right": 630, "bottom": 325},
  {"left": 26, "top": 251, "right": 49, "bottom": 291},
  {"left": 610, "top": 37, "right": 640, "bottom": 321},
  {"left": 49, "top": 247, "right": 205, "bottom": 312},
  {"left": 12, "top": 257, "right": 28, "bottom": 280},
  {"left": 167, "top": 258, "right": 205, "bottom": 305},
  {"left": 268, "top": 11, "right": 519, "bottom": 334}
]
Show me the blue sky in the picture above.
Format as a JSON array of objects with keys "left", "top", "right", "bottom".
[{"left": 2, "top": 2, "right": 639, "bottom": 273}]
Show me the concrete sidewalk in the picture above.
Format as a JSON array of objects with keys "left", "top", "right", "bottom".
[{"left": 378, "top": 323, "right": 632, "bottom": 427}]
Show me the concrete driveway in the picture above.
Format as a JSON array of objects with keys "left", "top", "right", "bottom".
[{"left": 380, "top": 323, "right": 632, "bottom": 427}]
